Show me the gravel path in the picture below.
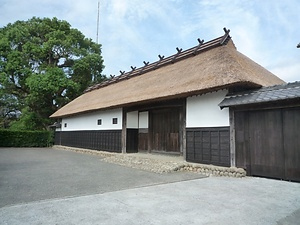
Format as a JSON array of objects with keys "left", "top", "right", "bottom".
[
  {"left": 102, "top": 154, "right": 186, "bottom": 173},
  {"left": 53, "top": 146, "right": 247, "bottom": 177},
  {"left": 53, "top": 145, "right": 186, "bottom": 173}
]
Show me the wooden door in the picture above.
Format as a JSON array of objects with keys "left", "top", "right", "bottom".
[
  {"left": 283, "top": 107, "right": 300, "bottom": 181},
  {"left": 248, "top": 110, "right": 285, "bottom": 179},
  {"left": 235, "top": 107, "right": 300, "bottom": 181},
  {"left": 150, "top": 108, "right": 180, "bottom": 152}
]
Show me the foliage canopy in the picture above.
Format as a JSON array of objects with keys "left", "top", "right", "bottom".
[{"left": 0, "top": 17, "right": 105, "bottom": 129}]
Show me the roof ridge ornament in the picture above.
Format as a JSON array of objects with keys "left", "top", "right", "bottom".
[
  {"left": 171, "top": 47, "right": 183, "bottom": 63},
  {"left": 137, "top": 61, "right": 150, "bottom": 75},
  {"left": 193, "top": 38, "right": 205, "bottom": 55},
  {"left": 158, "top": 54, "right": 165, "bottom": 60},
  {"left": 220, "top": 27, "right": 231, "bottom": 45},
  {"left": 84, "top": 28, "right": 233, "bottom": 93},
  {"left": 126, "top": 66, "right": 137, "bottom": 77},
  {"left": 153, "top": 55, "right": 165, "bottom": 69}
]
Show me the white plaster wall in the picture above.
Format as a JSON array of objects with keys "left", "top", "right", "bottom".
[
  {"left": 139, "top": 111, "right": 149, "bottom": 128},
  {"left": 127, "top": 111, "right": 138, "bottom": 128},
  {"left": 186, "top": 90, "right": 229, "bottom": 127},
  {"left": 61, "top": 108, "right": 122, "bottom": 131}
]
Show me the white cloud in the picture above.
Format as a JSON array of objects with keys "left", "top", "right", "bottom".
[
  {"left": 0, "top": 0, "right": 299, "bottom": 81},
  {"left": 99, "top": 0, "right": 190, "bottom": 75},
  {"left": 269, "top": 59, "right": 300, "bottom": 82}
]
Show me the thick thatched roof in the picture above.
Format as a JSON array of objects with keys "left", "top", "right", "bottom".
[{"left": 50, "top": 30, "right": 284, "bottom": 118}]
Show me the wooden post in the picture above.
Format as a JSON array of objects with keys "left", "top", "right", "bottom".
[
  {"left": 122, "top": 108, "right": 127, "bottom": 154},
  {"left": 148, "top": 110, "right": 152, "bottom": 153},
  {"left": 179, "top": 101, "right": 187, "bottom": 158},
  {"left": 229, "top": 108, "right": 236, "bottom": 167}
]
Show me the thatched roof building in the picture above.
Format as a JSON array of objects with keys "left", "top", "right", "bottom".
[{"left": 51, "top": 29, "right": 284, "bottom": 118}]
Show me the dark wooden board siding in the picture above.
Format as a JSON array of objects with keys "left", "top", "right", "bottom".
[
  {"left": 234, "top": 111, "right": 250, "bottom": 170},
  {"left": 54, "top": 132, "right": 61, "bottom": 146},
  {"left": 138, "top": 128, "right": 148, "bottom": 151},
  {"left": 248, "top": 110, "right": 284, "bottom": 179},
  {"left": 283, "top": 107, "right": 300, "bottom": 181},
  {"left": 54, "top": 130, "right": 122, "bottom": 153},
  {"left": 186, "top": 127, "right": 230, "bottom": 167},
  {"left": 235, "top": 106, "right": 300, "bottom": 182},
  {"left": 126, "top": 129, "right": 138, "bottom": 153},
  {"left": 150, "top": 108, "right": 180, "bottom": 152}
]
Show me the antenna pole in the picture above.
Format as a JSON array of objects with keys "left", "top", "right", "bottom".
[{"left": 96, "top": 1, "right": 100, "bottom": 44}]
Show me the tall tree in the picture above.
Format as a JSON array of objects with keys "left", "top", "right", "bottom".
[{"left": 0, "top": 17, "right": 105, "bottom": 129}]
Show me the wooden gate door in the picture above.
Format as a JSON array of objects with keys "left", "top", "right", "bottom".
[
  {"left": 248, "top": 110, "right": 285, "bottom": 179},
  {"left": 150, "top": 108, "right": 180, "bottom": 152},
  {"left": 283, "top": 107, "right": 300, "bottom": 181},
  {"left": 235, "top": 107, "right": 300, "bottom": 181}
]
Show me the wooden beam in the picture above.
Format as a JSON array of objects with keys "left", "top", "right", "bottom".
[
  {"left": 125, "top": 98, "right": 185, "bottom": 112},
  {"left": 122, "top": 108, "right": 127, "bottom": 153},
  {"left": 148, "top": 110, "right": 153, "bottom": 153},
  {"left": 229, "top": 108, "right": 236, "bottom": 167}
]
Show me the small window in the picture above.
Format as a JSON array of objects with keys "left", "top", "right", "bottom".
[
  {"left": 112, "top": 118, "right": 118, "bottom": 124},
  {"left": 97, "top": 119, "right": 102, "bottom": 125},
  {"left": 64, "top": 123, "right": 67, "bottom": 128}
]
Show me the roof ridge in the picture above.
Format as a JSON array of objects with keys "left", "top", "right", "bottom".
[
  {"left": 84, "top": 28, "right": 231, "bottom": 93},
  {"left": 226, "top": 81, "right": 299, "bottom": 98},
  {"left": 254, "top": 81, "right": 299, "bottom": 92},
  {"left": 219, "top": 81, "right": 300, "bottom": 108}
]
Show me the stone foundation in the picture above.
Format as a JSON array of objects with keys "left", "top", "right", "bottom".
[{"left": 178, "top": 164, "right": 246, "bottom": 177}]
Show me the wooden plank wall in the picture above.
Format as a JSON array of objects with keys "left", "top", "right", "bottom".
[
  {"left": 138, "top": 128, "right": 148, "bottom": 151},
  {"left": 186, "top": 127, "right": 230, "bottom": 166},
  {"left": 55, "top": 130, "right": 122, "bottom": 153}
]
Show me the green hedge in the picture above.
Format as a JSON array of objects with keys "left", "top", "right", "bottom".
[{"left": 0, "top": 130, "right": 54, "bottom": 147}]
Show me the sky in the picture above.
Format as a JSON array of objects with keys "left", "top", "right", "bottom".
[{"left": 1, "top": 0, "right": 299, "bottom": 82}]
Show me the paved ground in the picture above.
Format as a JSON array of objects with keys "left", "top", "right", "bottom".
[
  {"left": 1, "top": 148, "right": 300, "bottom": 224},
  {"left": 0, "top": 148, "right": 205, "bottom": 208}
]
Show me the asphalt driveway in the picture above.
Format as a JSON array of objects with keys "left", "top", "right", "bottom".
[
  {"left": 0, "top": 147, "right": 205, "bottom": 208},
  {"left": 1, "top": 148, "right": 300, "bottom": 225}
]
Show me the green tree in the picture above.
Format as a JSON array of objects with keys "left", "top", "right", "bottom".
[
  {"left": 0, "top": 17, "right": 105, "bottom": 129},
  {"left": 0, "top": 88, "right": 20, "bottom": 128}
]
